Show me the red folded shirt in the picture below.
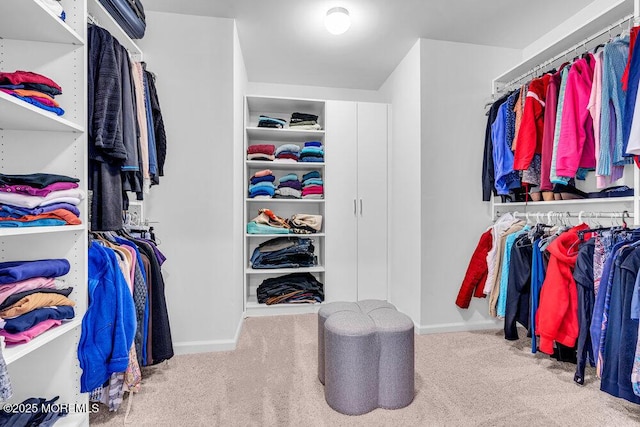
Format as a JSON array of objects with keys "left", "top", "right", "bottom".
[
  {"left": 276, "top": 153, "right": 299, "bottom": 160},
  {"left": 247, "top": 144, "right": 276, "bottom": 155},
  {"left": 0, "top": 70, "right": 62, "bottom": 92},
  {"left": 302, "top": 185, "right": 324, "bottom": 195}
]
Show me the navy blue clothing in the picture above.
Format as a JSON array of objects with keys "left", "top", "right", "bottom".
[
  {"left": 0, "top": 173, "right": 78, "bottom": 188},
  {"left": 574, "top": 239, "right": 595, "bottom": 385},
  {"left": 600, "top": 246, "right": 640, "bottom": 403},
  {"left": 482, "top": 94, "right": 509, "bottom": 201},
  {"left": 0, "top": 259, "right": 69, "bottom": 285},
  {"left": 0, "top": 306, "right": 74, "bottom": 333},
  {"left": 250, "top": 175, "right": 276, "bottom": 185},
  {"left": 302, "top": 171, "right": 321, "bottom": 181},
  {"left": 504, "top": 234, "right": 531, "bottom": 340}
]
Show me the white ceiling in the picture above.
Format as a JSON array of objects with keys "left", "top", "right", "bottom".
[{"left": 144, "top": 0, "right": 597, "bottom": 90}]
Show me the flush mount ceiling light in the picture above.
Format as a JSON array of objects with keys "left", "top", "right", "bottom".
[{"left": 325, "top": 7, "right": 351, "bottom": 35}]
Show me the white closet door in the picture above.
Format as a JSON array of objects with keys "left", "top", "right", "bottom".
[
  {"left": 325, "top": 100, "right": 358, "bottom": 302},
  {"left": 356, "top": 102, "right": 388, "bottom": 300}
]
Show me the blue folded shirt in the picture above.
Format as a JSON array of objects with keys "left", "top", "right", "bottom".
[
  {"left": 0, "top": 305, "right": 75, "bottom": 333},
  {"left": 249, "top": 187, "right": 276, "bottom": 198},
  {"left": 275, "top": 144, "right": 301, "bottom": 155},
  {"left": 303, "top": 178, "right": 324, "bottom": 187},
  {"left": 304, "top": 141, "right": 323, "bottom": 147},
  {"left": 302, "top": 171, "right": 321, "bottom": 181},
  {"left": 250, "top": 175, "right": 276, "bottom": 185},
  {"left": 248, "top": 182, "right": 276, "bottom": 192},
  {"left": 0, "top": 259, "right": 70, "bottom": 284},
  {"left": 279, "top": 174, "right": 299, "bottom": 183}
]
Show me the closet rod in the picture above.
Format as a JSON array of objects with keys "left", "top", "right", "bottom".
[
  {"left": 496, "top": 210, "right": 633, "bottom": 221},
  {"left": 495, "top": 13, "right": 635, "bottom": 95}
]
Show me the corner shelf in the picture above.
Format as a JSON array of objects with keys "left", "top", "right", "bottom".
[
  {"left": 4, "top": 318, "right": 81, "bottom": 365},
  {"left": 246, "top": 127, "right": 325, "bottom": 142},
  {"left": 0, "top": 0, "right": 84, "bottom": 45},
  {"left": 87, "top": 0, "right": 143, "bottom": 60},
  {"left": 0, "top": 91, "right": 84, "bottom": 133}
]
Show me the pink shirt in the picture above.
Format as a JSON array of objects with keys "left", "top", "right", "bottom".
[
  {"left": 0, "top": 319, "right": 62, "bottom": 344},
  {"left": 0, "top": 277, "right": 59, "bottom": 305},
  {"left": 0, "top": 181, "right": 78, "bottom": 197},
  {"left": 556, "top": 55, "right": 596, "bottom": 177}
]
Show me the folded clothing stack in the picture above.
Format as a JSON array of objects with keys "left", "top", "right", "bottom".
[
  {"left": 300, "top": 141, "right": 324, "bottom": 163},
  {"left": 258, "top": 115, "right": 287, "bottom": 129},
  {"left": 246, "top": 208, "right": 323, "bottom": 235},
  {"left": 275, "top": 144, "right": 301, "bottom": 163},
  {"left": 250, "top": 236, "right": 316, "bottom": 269},
  {"left": 0, "top": 71, "right": 64, "bottom": 116},
  {"left": 0, "top": 173, "right": 83, "bottom": 227},
  {"left": 275, "top": 173, "right": 302, "bottom": 199},
  {"left": 249, "top": 169, "right": 276, "bottom": 199},
  {"left": 0, "top": 259, "right": 75, "bottom": 344},
  {"left": 301, "top": 170, "right": 323, "bottom": 199},
  {"left": 247, "top": 144, "right": 276, "bottom": 161},
  {"left": 257, "top": 272, "right": 324, "bottom": 305},
  {"left": 289, "top": 112, "right": 321, "bottom": 130}
]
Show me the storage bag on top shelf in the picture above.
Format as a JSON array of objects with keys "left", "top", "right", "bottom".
[{"left": 98, "top": 0, "right": 146, "bottom": 39}]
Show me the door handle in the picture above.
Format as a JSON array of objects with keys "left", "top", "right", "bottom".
[
  {"left": 359, "top": 198, "right": 363, "bottom": 216},
  {"left": 353, "top": 199, "right": 357, "bottom": 215}
]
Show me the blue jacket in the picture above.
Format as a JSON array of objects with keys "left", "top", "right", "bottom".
[{"left": 79, "top": 242, "right": 136, "bottom": 393}]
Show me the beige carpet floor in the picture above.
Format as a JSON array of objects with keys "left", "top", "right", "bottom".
[{"left": 90, "top": 314, "right": 640, "bottom": 426}]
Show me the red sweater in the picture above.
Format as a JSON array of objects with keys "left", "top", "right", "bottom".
[
  {"left": 535, "top": 223, "right": 589, "bottom": 354},
  {"left": 513, "top": 74, "right": 551, "bottom": 171},
  {"left": 456, "top": 230, "right": 492, "bottom": 308}
]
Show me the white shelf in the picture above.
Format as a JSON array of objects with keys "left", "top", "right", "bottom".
[
  {"left": 493, "top": 196, "right": 634, "bottom": 208},
  {"left": 246, "top": 160, "right": 325, "bottom": 169},
  {"left": 0, "top": 224, "right": 85, "bottom": 237},
  {"left": 0, "top": 0, "right": 84, "bottom": 45},
  {"left": 246, "top": 233, "right": 325, "bottom": 238},
  {"left": 87, "top": 0, "right": 143, "bottom": 59},
  {"left": 0, "top": 91, "right": 84, "bottom": 133},
  {"left": 4, "top": 318, "right": 81, "bottom": 365},
  {"left": 493, "top": 0, "right": 631, "bottom": 87},
  {"left": 246, "top": 96, "right": 325, "bottom": 116},
  {"left": 246, "top": 266, "right": 325, "bottom": 274},
  {"left": 246, "top": 198, "right": 324, "bottom": 203},
  {"left": 246, "top": 127, "right": 325, "bottom": 142},
  {"left": 245, "top": 299, "right": 322, "bottom": 316}
]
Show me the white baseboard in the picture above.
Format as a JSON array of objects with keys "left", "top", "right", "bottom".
[
  {"left": 173, "top": 317, "right": 244, "bottom": 355},
  {"left": 416, "top": 319, "right": 501, "bottom": 335}
]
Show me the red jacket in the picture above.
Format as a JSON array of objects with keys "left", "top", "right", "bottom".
[
  {"left": 513, "top": 74, "right": 551, "bottom": 171},
  {"left": 456, "top": 230, "right": 492, "bottom": 308},
  {"left": 535, "top": 223, "right": 589, "bottom": 354}
]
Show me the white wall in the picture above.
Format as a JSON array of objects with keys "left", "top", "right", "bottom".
[
  {"left": 378, "top": 40, "right": 422, "bottom": 325},
  {"left": 418, "top": 39, "right": 521, "bottom": 333},
  {"left": 139, "top": 12, "right": 242, "bottom": 353},
  {"left": 247, "top": 81, "right": 384, "bottom": 102}
]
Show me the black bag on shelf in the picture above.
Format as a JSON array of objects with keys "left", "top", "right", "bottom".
[{"left": 99, "top": 0, "right": 146, "bottom": 39}]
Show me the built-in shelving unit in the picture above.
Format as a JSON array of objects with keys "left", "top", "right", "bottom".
[
  {"left": 0, "top": 0, "right": 89, "bottom": 423},
  {"left": 244, "top": 95, "right": 326, "bottom": 315}
]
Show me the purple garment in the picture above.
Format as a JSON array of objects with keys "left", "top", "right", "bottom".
[
  {"left": 0, "top": 203, "right": 80, "bottom": 217},
  {"left": 0, "top": 181, "right": 78, "bottom": 197},
  {"left": 278, "top": 181, "right": 303, "bottom": 191},
  {"left": 0, "top": 259, "right": 70, "bottom": 285},
  {"left": 138, "top": 238, "right": 166, "bottom": 266}
]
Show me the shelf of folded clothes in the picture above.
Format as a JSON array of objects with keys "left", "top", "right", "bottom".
[
  {"left": 493, "top": 195, "right": 634, "bottom": 208},
  {"left": 88, "top": 0, "right": 144, "bottom": 59},
  {"left": 245, "top": 297, "right": 323, "bottom": 316},
  {"left": 246, "top": 233, "right": 325, "bottom": 238},
  {"left": 0, "top": 0, "right": 83, "bottom": 45},
  {"left": 0, "top": 90, "right": 83, "bottom": 132},
  {"left": 245, "top": 266, "right": 325, "bottom": 274},
  {"left": 246, "top": 198, "right": 324, "bottom": 203},
  {"left": 4, "top": 318, "right": 81, "bottom": 365},
  {"left": 246, "top": 127, "right": 325, "bottom": 142},
  {"left": 0, "top": 224, "right": 85, "bottom": 237},
  {"left": 246, "top": 160, "right": 325, "bottom": 169}
]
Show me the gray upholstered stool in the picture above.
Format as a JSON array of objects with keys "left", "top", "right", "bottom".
[{"left": 318, "top": 300, "right": 415, "bottom": 415}]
